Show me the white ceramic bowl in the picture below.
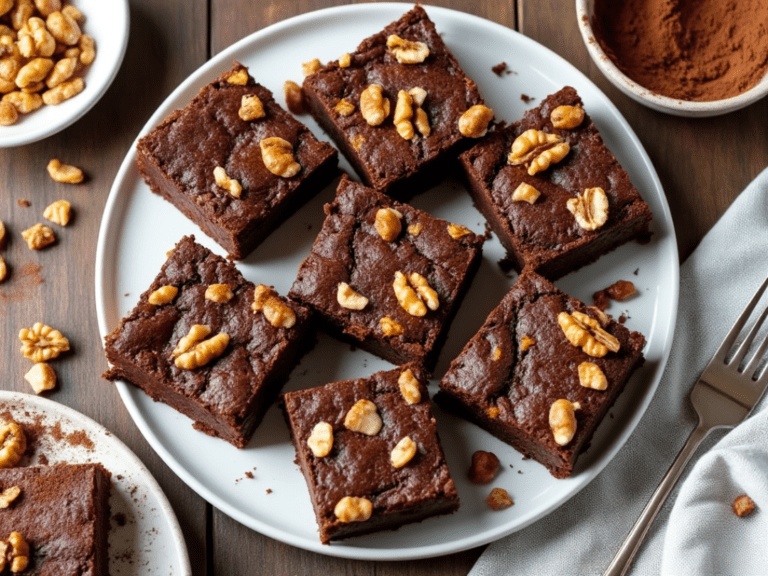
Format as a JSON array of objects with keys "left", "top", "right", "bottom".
[
  {"left": 576, "top": 0, "right": 768, "bottom": 117},
  {"left": 0, "top": 0, "right": 130, "bottom": 147}
]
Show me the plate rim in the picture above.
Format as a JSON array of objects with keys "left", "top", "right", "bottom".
[
  {"left": 0, "top": 0, "right": 131, "bottom": 148},
  {"left": 95, "top": 2, "right": 679, "bottom": 560},
  {"left": 0, "top": 390, "right": 192, "bottom": 574}
]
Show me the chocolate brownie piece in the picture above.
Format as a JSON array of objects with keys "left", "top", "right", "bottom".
[
  {"left": 103, "top": 235, "right": 311, "bottom": 448},
  {"left": 136, "top": 62, "right": 338, "bottom": 260},
  {"left": 288, "top": 175, "right": 484, "bottom": 369},
  {"left": 438, "top": 270, "right": 645, "bottom": 478},
  {"left": 460, "top": 86, "right": 652, "bottom": 279},
  {"left": 282, "top": 364, "right": 459, "bottom": 544},
  {"left": 0, "top": 464, "right": 110, "bottom": 575},
  {"left": 302, "top": 5, "right": 485, "bottom": 195}
]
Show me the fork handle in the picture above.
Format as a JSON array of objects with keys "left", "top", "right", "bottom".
[{"left": 602, "top": 421, "right": 709, "bottom": 576}]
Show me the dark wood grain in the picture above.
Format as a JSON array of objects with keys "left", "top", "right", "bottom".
[{"left": 0, "top": 0, "right": 764, "bottom": 575}]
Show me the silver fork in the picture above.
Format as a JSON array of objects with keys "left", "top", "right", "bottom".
[{"left": 603, "top": 275, "right": 768, "bottom": 576}]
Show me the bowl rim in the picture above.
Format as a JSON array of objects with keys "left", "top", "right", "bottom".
[{"left": 575, "top": 0, "right": 768, "bottom": 117}]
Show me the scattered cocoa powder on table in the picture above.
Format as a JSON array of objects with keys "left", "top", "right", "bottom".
[{"left": 592, "top": 0, "right": 768, "bottom": 101}]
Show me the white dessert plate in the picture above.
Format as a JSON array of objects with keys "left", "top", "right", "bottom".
[
  {"left": 0, "top": 0, "right": 130, "bottom": 147},
  {"left": 0, "top": 391, "right": 191, "bottom": 575},
  {"left": 94, "top": 3, "right": 679, "bottom": 561}
]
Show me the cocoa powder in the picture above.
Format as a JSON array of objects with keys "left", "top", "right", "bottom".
[{"left": 593, "top": 0, "right": 768, "bottom": 101}]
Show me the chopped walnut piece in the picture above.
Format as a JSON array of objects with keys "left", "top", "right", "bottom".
[
  {"left": 486, "top": 406, "right": 501, "bottom": 419},
  {"left": 409, "top": 272, "right": 438, "bottom": 311},
  {"left": 205, "top": 284, "right": 234, "bottom": 303},
  {"left": 148, "top": 285, "right": 178, "bottom": 306},
  {"left": 0, "top": 257, "right": 6, "bottom": 283},
  {"left": 6, "top": 531, "right": 29, "bottom": 573},
  {"left": 398, "top": 369, "right": 421, "bottom": 404},
  {"left": 260, "top": 136, "right": 301, "bottom": 178},
  {"left": 334, "top": 98, "right": 354, "bottom": 116},
  {"left": 360, "top": 84, "right": 390, "bottom": 126},
  {"left": 492, "top": 346, "right": 502, "bottom": 361},
  {"left": 19, "top": 322, "right": 69, "bottom": 362},
  {"left": 0, "top": 486, "right": 20, "bottom": 508},
  {"left": 733, "top": 494, "right": 756, "bottom": 517},
  {"left": 227, "top": 69, "right": 248, "bottom": 85},
  {"left": 520, "top": 335, "right": 536, "bottom": 351},
  {"left": 393, "top": 90, "right": 415, "bottom": 140},
  {"left": 458, "top": 104, "right": 493, "bottom": 138},
  {"left": 447, "top": 223, "right": 471, "bottom": 239},
  {"left": 393, "top": 271, "right": 426, "bottom": 317},
  {"left": 0, "top": 420, "right": 26, "bottom": 468},
  {"left": 337, "top": 282, "right": 368, "bottom": 310},
  {"left": 558, "top": 311, "right": 620, "bottom": 357},
  {"left": 174, "top": 332, "right": 229, "bottom": 370},
  {"left": 334, "top": 496, "right": 373, "bottom": 523},
  {"left": 486, "top": 487, "right": 514, "bottom": 510},
  {"left": 351, "top": 134, "right": 366, "bottom": 151},
  {"left": 238, "top": 94, "right": 265, "bottom": 121},
  {"left": 307, "top": 421, "right": 333, "bottom": 458},
  {"left": 386, "top": 34, "right": 429, "bottom": 64},
  {"left": 171, "top": 324, "right": 211, "bottom": 358},
  {"left": 391, "top": 436, "right": 418, "bottom": 468},
  {"left": 407, "top": 223, "right": 422, "bottom": 236},
  {"left": 42, "top": 199, "right": 70, "bottom": 225},
  {"left": 283, "top": 80, "right": 304, "bottom": 114},
  {"left": 550, "top": 105, "right": 584, "bottom": 129},
  {"left": 549, "top": 399, "right": 580, "bottom": 446},
  {"left": 380, "top": 316, "right": 404, "bottom": 337},
  {"left": 252, "top": 284, "right": 296, "bottom": 328},
  {"left": 0, "top": 220, "right": 6, "bottom": 247},
  {"left": 374, "top": 207, "right": 402, "bottom": 241},
  {"left": 20, "top": 223, "right": 54, "bottom": 250},
  {"left": 567, "top": 187, "right": 609, "bottom": 231},
  {"left": 468, "top": 450, "right": 500, "bottom": 484},
  {"left": 302, "top": 58, "right": 321, "bottom": 76},
  {"left": 213, "top": 166, "right": 242, "bottom": 198},
  {"left": 578, "top": 361, "right": 607, "bottom": 390},
  {"left": 343, "top": 399, "right": 382, "bottom": 436},
  {"left": 508, "top": 129, "right": 570, "bottom": 176},
  {"left": 512, "top": 182, "right": 540, "bottom": 204},
  {"left": 46, "top": 158, "right": 83, "bottom": 183},
  {"left": 23, "top": 362, "right": 56, "bottom": 394},
  {"left": 338, "top": 52, "right": 351, "bottom": 68},
  {"left": 607, "top": 280, "right": 636, "bottom": 301}
]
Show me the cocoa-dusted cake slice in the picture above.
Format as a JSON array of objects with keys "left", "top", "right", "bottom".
[
  {"left": 438, "top": 270, "right": 645, "bottom": 478},
  {"left": 103, "top": 235, "right": 311, "bottom": 448},
  {"left": 0, "top": 464, "right": 110, "bottom": 575},
  {"left": 288, "top": 175, "right": 484, "bottom": 370},
  {"left": 137, "top": 62, "right": 338, "bottom": 260},
  {"left": 282, "top": 364, "right": 459, "bottom": 544},
  {"left": 302, "top": 5, "right": 487, "bottom": 196},
  {"left": 460, "top": 86, "right": 652, "bottom": 279}
]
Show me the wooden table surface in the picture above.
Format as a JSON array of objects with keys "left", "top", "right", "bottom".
[{"left": 1, "top": 1, "right": 766, "bottom": 574}]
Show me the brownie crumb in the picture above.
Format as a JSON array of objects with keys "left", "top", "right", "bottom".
[
  {"left": 733, "top": 494, "right": 756, "bottom": 517},
  {"left": 113, "top": 512, "right": 127, "bottom": 527},
  {"left": 520, "top": 94, "right": 535, "bottom": 103},
  {"left": 633, "top": 268, "right": 639, "bottom": 276},
  {"left": 619, "top": 313, "right": 628, "bottom": 324},
  {"left": 37, "top": 454, "right": 49, "bottom": 466},
  {"left": 468, "top": 450, "right": 500, "bottom": 484},
  {"left": 492, "top": 62, "right": 508, "bottom": 76},
  {"left": 266, "top": 488, "right": 272, "bottom": 494},
  {"left": 17, "top": 199, "right": 30, "bottom": 208},
  {"left": 244, "top": 471, "right": 254, "bottom": 479}
]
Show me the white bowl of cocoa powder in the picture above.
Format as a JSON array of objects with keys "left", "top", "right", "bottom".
[{"left": 576, "top": 0, "right": 768, "bottom": 117}]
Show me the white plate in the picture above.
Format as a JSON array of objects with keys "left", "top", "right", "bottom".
[
  {"left": 0, "top": 0, "right": 130, "bottom": 147},
  {"left": 94, "top": 3, "right": 679, "bottom": 561},
  {"left": 0, "top": 391, "right": 191, "bottom": 575}
]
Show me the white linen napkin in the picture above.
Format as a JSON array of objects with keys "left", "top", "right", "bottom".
[{"left": 470, "top": 166, "right": 768, "bottom": 576}]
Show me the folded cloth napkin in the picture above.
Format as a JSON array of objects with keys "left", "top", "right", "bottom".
[{"left": 470, "top": 166, "right": 768, "bottom": 576}]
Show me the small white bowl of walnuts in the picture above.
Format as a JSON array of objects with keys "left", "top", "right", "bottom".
[{"left": 0, "top": 0, "right": 129, "bottom": 147}]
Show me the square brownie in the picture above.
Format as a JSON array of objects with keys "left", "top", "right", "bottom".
[
  {"left": 282, "top": 364, "right": 459, "bottom": 544},
  {"left": 288, "top": 175, "right": 484, "bottom": 370},
  {"left": 302, "top": 5, "right": 486, "bottom": 195},
  {"left": 136, "top": 62, "right": 338, "bottom": 260},
  {"left": 438, "top": 270, "right": 646, "bottom": 478},
  {"left": 0, "top": 464, "right": 110, "bottom": 575},
  {"left": 103, "top": 235, "right": 311, "bottom": 448},
  {"left": 459, "top": 86, "right": 652, "bottom": 279}
]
